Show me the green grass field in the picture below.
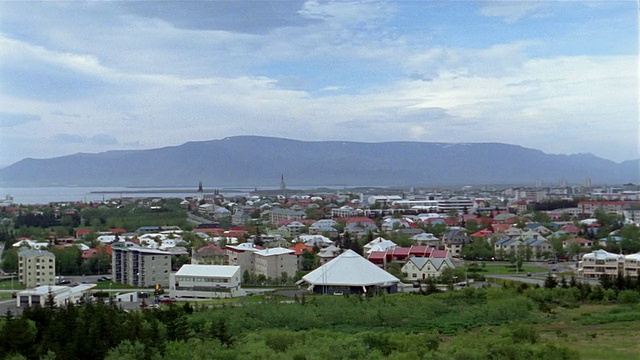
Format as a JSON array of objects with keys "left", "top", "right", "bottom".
[
  {"left": 535, "top": 304, "right": 640, "bottom": 360},
  {"left": 464, "top": 264, "right": 549, "bottom": 275}
]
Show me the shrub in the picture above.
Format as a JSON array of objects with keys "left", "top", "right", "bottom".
[{"left": 617, "top": 290, "right": 640, "bottom": 304}]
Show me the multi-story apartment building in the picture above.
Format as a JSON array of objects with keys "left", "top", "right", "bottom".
[
  {"left": 225, "top": 243, "right": 297, "bottom": 279},
  {"left": 112, "top": 244, "right": 171, "bottom": 288},
  {"left": 578, "top": 201, "right": 625, "bottom": 216},
  {"left": 622, "top": 207, "right": 640, "bottom": 224},
  {"left": 18, "top": 248, "right": 56, "bottom": 288},
  {"left": 253, "top": 248, "right": 297, "bottom": 279},
  {"left": 269, "top": 208, "right": 305, "bottom": 223},
  {"left": 623, "top": 253, "right": 640, "bottom": 278},
  {"left": 330, "top": 206, "right": 363, "bottom": 218},
  {"left": 578, "top": 250, "right": 623, "bottom": 279},
  {"left": 225, "top": 243, "right": 260, "bottom": 273},
  {"left": 438, "top": 197, "right": 475, "bottom": 214}
]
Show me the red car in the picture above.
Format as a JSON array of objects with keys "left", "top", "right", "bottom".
[{"left": 159, "top": 297, "right": 177, "bottom": 304}]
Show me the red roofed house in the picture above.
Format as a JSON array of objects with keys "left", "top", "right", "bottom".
[
  {"left": 192, "top": 244, "right": 226, "bottom": 265},
  {"left": 76, "top": 228, "right": 94, "bottom": 238},
  {"left": 470, "top": 229, "right": 493, "bottom": 238},
  {"left": 561, "top": 224, "right": 581, "bottom": 235},
  {"left": 368, "top": 246, "right": 449, "bottom": 267},
  {"left": 289, "top": 242, "right": 314, "bottom": 270},
  {"left": 562, "top": 237, "right": 593, "bottom": 249}
]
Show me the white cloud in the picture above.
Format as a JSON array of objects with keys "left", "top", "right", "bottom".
[{"left": 479, "top": 2, "right": 548, "bottom": 23}]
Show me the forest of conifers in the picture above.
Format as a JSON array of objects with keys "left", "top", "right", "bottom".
[{"left": 1, "top": 281, "right": 640, "bottom": 360}]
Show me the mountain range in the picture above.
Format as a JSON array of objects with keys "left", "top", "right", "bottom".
[{"left": 1, "top": 136, "right": 638, "bottom": 187}]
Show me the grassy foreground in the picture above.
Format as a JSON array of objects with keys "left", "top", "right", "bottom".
[{"left": 535, "top": 304, "right": 640, "bottom": 360}]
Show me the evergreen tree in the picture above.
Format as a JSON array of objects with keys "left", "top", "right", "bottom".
[{"left": 544, "top": 273, "right": 558, "bottom": 289}]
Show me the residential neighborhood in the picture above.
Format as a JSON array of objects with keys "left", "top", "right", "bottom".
[{"left": 2, "top": 181, "right": 640, "bottom": 305}]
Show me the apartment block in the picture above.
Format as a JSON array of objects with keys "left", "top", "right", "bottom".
[
  {"left": 112, "top": 244, "right": 171, "bottom": 288},
  {"left": 18, "top": 248, "right": 56, "bottom": 288}
]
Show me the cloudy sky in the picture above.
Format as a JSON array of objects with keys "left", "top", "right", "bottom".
[{"left": 1, "top": 1, "right": 638, "bottom": 167}]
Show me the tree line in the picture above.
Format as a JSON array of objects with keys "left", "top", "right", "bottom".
[{"left": 3, "top": 280, "right": 640, "bottom": 359}]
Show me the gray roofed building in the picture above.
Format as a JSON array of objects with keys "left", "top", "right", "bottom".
[{"left": 302, "top": 249, "right": 399, "bottom": 295}]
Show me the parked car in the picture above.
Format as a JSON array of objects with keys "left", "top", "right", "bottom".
[
  {"left": 159, "top": 296, "right": 177, "bottom": 303},
  {"left": 97, "top": 276, "right": 112, "bottom": 282}
]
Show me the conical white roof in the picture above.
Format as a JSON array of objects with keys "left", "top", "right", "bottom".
[{"left": 302, "top": 249, "right": 399, "bottom": 287}]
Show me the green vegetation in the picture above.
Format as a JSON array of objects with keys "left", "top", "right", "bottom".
[{"left": 2, "top": 282, "right": 640, "bottom": 359}]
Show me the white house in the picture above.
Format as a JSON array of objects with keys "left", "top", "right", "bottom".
[{"left": 401, "top": 257, "right": 455, "bottom": 281}]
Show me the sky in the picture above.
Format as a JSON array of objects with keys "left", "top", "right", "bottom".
[{"left": 0, "top": 0, "right": 638, "bottom": 167}]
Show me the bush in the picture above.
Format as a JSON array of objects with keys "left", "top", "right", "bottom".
[{"left": 617, "top": 290, "right": 640, "bottom": 304}]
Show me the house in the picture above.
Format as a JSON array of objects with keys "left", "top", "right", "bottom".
[
  {"left": 170, "top": 264, "right": 245, "bottom": 299},
  {"left": 578, "top": 250, "right": 623, "bottom": 279},
  {"left": 493, "top": 238, "right": 522, "bottom": 258},
  {"left": 368, "top": 246, "right": 448, "bottom": 266},
  {"left": 401, "top": 257, "right": 455, "bottom": 280},
  {"left": 18, "top": 248, "right": 56, "bottom": 288},
  {"left": 192, "top": 244, "right": 227, "bottom": 265},
  {"left": 410, "top": 233, "right": 440, "bottom": 247},
  {"left": 309, "top": 221, "right": 339, "bottom": 237},
  {"left": 442, "top": 230, "right": 472, "bottom": 257},
  {"left": 522, "top": 238, "right": 553, "bottom": 260},
  {"left": 301, "top": 250, "right": 400, "bottom": 295},
  {"left": 289, "top": 243, "right": 314, "bottom": 270},
  {"left": 283, "top": 221, "right": 306, "bottom": 236},
  {"left": 562, "top": 237, "right": 593, "bottom": 249},
  {"left": 297, "top": 234, "right": 333, "bottom": 248},
  {"left": 317, "top": 245, "right": 342, "bottom": 264},
  {"left": 363, "top": 237, "right": 396, "bottom": 254},
  {"left": 231, "top": 211, "right": 252, "bottom": 226}
]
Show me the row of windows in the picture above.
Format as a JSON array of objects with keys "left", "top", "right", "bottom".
[
  {"left": 176, "top": 286, "right": 232, "bottom": 292},
  {"left": 175, "top": 276, "right": 230, "bottom": 283}
]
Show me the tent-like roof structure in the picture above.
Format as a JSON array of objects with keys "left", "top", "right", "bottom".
[{"left": 302, "top": 249, "right": 399, "bottom": 287}]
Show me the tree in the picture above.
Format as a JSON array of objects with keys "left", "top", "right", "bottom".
[
  {"left": 464, "top": 220, "right": 479, "bottom": 233},
  {"left": 253, "top": 228, "right": 264, "bottom": 247},
  {"left": 461, "top": 237, "right": 494, "bottom": 260},
  {"left": 1, "top": 248, "right": 19, "bottom": 273},
  {"left": 51, "top": 246, "right": 82, "bottom": 275},
  {"left": 544, "top": 273, "right": 558, "bottom": 289},
  {"left": 300, "top": 249, "right": 317, "bottom": 271}
]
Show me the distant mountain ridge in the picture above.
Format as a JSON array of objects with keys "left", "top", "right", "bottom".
[{"left": 0, "top": 136, "right": 638, "bottom": 187}]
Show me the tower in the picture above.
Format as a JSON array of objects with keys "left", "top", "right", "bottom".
[
  {"left": 197, "top": 181, "right": 204, "bottom": 202},
  {"left": 280, "top": 174, "right": 287, "bottom": 201}
]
